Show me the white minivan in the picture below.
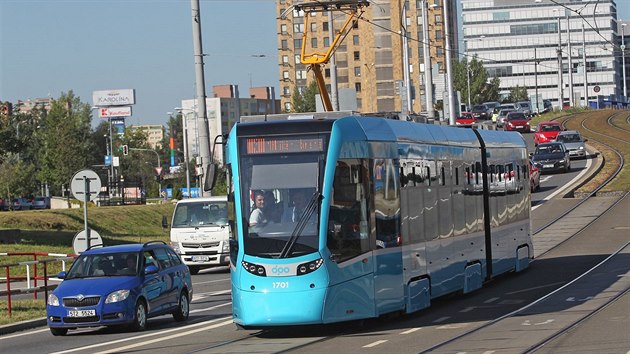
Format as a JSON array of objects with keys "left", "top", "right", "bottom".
[{"left": 166, "top": 196, "right": 230, "bottom": 274}]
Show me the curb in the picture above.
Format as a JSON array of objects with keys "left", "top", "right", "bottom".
[
  {"left": 0, "top": 317, "right": 47, "bottom": 336},
  {"left": 562, "top": 144, "right": 603, "bottom": 199}
]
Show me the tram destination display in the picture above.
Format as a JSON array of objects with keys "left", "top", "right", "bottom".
[{"left": 244, "top": 136, "right": 324, "bottom": 155}]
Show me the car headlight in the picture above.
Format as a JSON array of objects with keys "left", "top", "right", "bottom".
[
  {"left": 48, "top": 293, "right": 60, "bottom": 306},
  {"left": 170, "top": 242, "right": 180, "bottom": 253},
  {"left": 579, "top": 146, "right": 584, "bottom": 150},
  {"left": 222, "top": 241, "right": 230, "bottom": 253},
  {"left": 105, "top": 289, "right": 130, "bottom": 304},
  {"left": 559, "top": 159, "right": 565, "bottom": 163}
]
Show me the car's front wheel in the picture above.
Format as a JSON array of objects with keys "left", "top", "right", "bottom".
[
  {"left": 173, "top": 290, "right": 190, "bottom": 322},
  {"left": 188, "top": 266, "right": 200, "bottom": 275},
  {"left": 130, "top": 300, "right": 147, "bottom": 331},
  {"left": 50, "top": 327, "right": 68, "bottom": 336}
]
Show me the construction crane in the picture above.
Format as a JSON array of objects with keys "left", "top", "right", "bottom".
[{"left": 282, "top": 0, "right": 370, "bottom": 112}]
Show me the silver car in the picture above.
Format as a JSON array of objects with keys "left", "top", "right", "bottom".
[{"left": 556, "top": 131, "right": 587, "bottom": 159}]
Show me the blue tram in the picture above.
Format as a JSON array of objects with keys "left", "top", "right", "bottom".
[{"left": 224, "top": 115, "right": 533, "bottom": 327}]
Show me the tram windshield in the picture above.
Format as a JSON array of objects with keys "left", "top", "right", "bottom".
[{"left": 239, "top": 152, "right": 322, "bottom": 259}]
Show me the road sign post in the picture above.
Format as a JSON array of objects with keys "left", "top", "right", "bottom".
[{"left": 70, "top": 169, "right": 102, "bottom": 250}]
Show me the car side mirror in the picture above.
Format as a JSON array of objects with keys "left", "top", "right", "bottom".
[
  {"left": 144, "top": 265, "right": 159, "bottom": 275},
  {"left": 531, "top": 167, "right": 538, "bottom": 172},
  {"left": 57, "top": 271, "right": 66, "bottom": 279},
  {"left": 529, "top": 152, "right": 534, "bottom": 158}
]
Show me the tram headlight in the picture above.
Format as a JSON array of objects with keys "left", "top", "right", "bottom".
[
  {"left": 297, "top": 258, "right": 323, "bottom": 275},
  {"left": 241, "top": 261, "right": 266, "bottom": 277}
]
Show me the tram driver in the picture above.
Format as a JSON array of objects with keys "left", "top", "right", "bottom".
[{"left": 249, "top": 191, "right": 267, "bottom": 227}]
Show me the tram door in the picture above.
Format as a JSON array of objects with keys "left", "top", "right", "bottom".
[{"left": 372, "top": 159, "right": 404, "bottom": 315}]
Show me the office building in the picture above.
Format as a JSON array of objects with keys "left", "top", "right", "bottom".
[
  {"left": 276, "top": 0, "right": 457, "bottom": 114},
  {"left": 462, "top": 0, "right": 622, "bottom": 109},
  {"left": 181, "top": 85, "right": 280, "bottom": 164}
]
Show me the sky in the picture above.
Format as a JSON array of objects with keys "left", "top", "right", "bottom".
[{"left": 2, "top": 0, "right": 630, "bottom": 127}]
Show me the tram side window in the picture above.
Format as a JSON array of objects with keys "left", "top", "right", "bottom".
[
  {"left": 374, "top": 159, "right": 401, "bottom": 248},
  {"left": 328, "top": 159, "right": 371, "bottom": 262}
]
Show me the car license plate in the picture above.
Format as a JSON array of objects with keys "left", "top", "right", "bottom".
[
  {"left": 543, "top": 164, "right": 554, "bottom": 168},
  {"left": 192, "top": 256, "right": 209, "bottom": 262},
  {"left": 516, "top": 126, "right": 523, "bottom": 129},
  {"left": 67, "top": 309, "right": 96, "bottom": 317}
]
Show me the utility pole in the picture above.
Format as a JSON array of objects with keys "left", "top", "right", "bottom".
[
  {"left": 583, "top": 22, "right": 588, "bottom": 107},
  {"left": 557, "top": 16, "right": 564, "bottom": 110},
  {"left": 535, "top": 48, "right": 539, "bottom": 114},
  {"left": 622, "top": 23, "right": 627, "bottom": 98},
  {"left": 328, "top": 6, "right": 339, "bottom": 111},
  {"left": 421, "top": 0, "right": 435, "bottom": 119},
  {"left": 443, "top": 0, "right": 456, "bottom": 124},
  {"left": 402, "top": 2, "right": 412, "bottom": 114},
  {"left": 191, "top": 0, "right": 211, "bottom": 196},
  {"left": 567, "top": 14, "right": 574, "bottom": 107}
]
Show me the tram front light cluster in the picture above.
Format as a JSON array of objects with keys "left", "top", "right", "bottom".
[
  {"left": 242, "top": 261, "right": 266, "bottom": 276},
  {"left": 297, "top": 258, "right": 323, "bottom": 275}
]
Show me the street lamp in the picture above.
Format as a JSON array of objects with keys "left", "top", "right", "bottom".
[
  {"left": 173, "top": 108, "right": 192, "bottom": 198},
  {"left": 421, "top": 1, "right": 438, "bottom": 119},
  {"left": 622, "top": 22, "right": 627, "bottom": 97}
]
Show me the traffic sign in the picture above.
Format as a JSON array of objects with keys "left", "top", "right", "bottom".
[
  {"left": 70, "top": 169, "right": 102, "bottom": 202},
  {"left": 73, "top": 229, "right": 103, "bottom": 254},
  {"left": 593, "top": 85, "right": 601, "bottom": 93},
  {"left": 155, "top": 167, "right": 163, "bottom": 175}
]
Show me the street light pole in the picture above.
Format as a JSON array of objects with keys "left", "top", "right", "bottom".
[
  {"left": 174, "top": 108, "right": 192, "bottom": 198},
  {"left": 567, "top": 14, "right": 574, "bottom": 107},
  {"left": 583, "top": 22, "right": 588, "bottom": 107},
  {"left": 443, "top": 0, "right": 457, "bottom": 124},
  {"left": 464, "top": 40, "right": 471, "bottom": 111},
  {"left": 421, "top": 0, "right": 435, "bottom": 119},
  {"left": 622, "top": 23, "right": 627, "bottom": 97},
  {"left": 557, "top": 15, "right": 564, "bottom": 110}
]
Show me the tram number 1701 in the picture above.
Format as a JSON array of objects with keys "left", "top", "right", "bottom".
[{"left": 272, "top": 282, "right": 289, "bottom": 289}]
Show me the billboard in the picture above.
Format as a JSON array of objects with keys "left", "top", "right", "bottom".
[
  {"left": 92, "top": 89, "right": 135, "bottom": 107},
  {"left": 98, "top": 106, "right": 132, "bottom": 118}
]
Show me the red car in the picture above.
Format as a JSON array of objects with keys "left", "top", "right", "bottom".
[
  {"left": 456, "top": 112, "right": 476, "bottom": 126},
  {"left": 503, "top": 112, "right": 531, "bottom": 133},
  {"left": 534, "top": 121, "right": 563, "bottom": 146},
  {"left": 529, "top": 160, "right": 540, "bottom": 192}
]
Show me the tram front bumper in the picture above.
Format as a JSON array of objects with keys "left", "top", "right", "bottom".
[{"left": 232, "top": 285, "right": 327, "bottom": 326}]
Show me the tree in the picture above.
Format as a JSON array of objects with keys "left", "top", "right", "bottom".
[
  {"left": 507, "top": 85, "right": 529, "bottom": 102},
  {"left": 452, "top": 56, "right": 501, "bottom": 107},
  {"left": 291, "top": 80, "right": 319, "bottom": 112},
  {"left": 39, "top": 91, "right": 93, "bottom": 195}
]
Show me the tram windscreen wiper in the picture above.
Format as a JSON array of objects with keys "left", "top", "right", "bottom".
[{"left": 279, "top": 191, "right": 321, "bottom": 259}]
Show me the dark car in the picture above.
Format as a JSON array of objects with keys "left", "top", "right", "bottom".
[
  {"left": 32, "top": 196, "right": 51, "bottom": 209},
  {"left": 471, "top": 104, "right": 489, "bottom": 120},
  {"left": 530, "top": 142, "right": 571, "bottom": 174},
  {"left": 12, "top": 198, "right": 32, "bottom": 210},
  {"left": 0, "top": 198, "right": 10, "bottom": 211},
  {"left": 47, "top": 241, "right": 193, "bottom": 336},
  {"left": 503, "top": 112, "right": 531, "bottom": 133}
]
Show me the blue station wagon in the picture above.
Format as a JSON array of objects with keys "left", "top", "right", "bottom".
[{"left": 47, "top": 241, "right": 193, "bottom": 336}]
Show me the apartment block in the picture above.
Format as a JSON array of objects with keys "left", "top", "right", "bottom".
[{"left": 276, "top": 0, "right": 457, "bottom": 114}]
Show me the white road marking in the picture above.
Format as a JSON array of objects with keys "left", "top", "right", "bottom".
[
  {"left": 192, "top": 278, "right": 230, "bottom": 286},
  {"left": 190, "top": 301, "right": 231, "bottom": 314},
  {"left": 460, "top": 307, "right": 475, "bottom": 313},
  {"left": 432, "top": 316, "right": 450, "bottom": 323},
  {"left": 49, "top": 316, "right": 232, "bottom": 354},
  {"left": 92, "top": 319, "right": 234, "bottom": 354},
  {"left": 400, "top": 328, "right": 421, "bottom": 334},
  {"left": 191, "top": 289, "right": 231, "bottom": 301},
  {"left": 483, "top": 297, "right": 500, "bottom": 304},
  {"left": 436, "top": 323, "right": 469, "bottom": 330},
  {"left": 0, "top": 327, "right": 49, "bottom": 340},
  {"left": 363, "top": 340, "right": 388, "bottom": 348}
]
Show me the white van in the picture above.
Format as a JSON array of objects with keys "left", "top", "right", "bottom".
[{"left": 167, "top": 196, "right": 230, "bottom": 274}]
